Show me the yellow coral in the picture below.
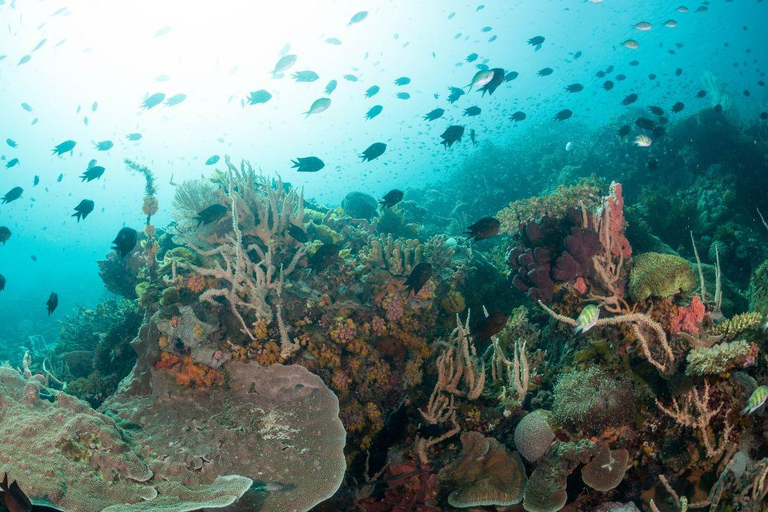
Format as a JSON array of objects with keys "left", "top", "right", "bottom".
[
  {"left": 142, "top": 195, "right": 159, "bottom": 216},
  {"left": 185, "top": 273, "right": 207, "bottom": 294},
  {"left": 252, "top": 319, "right": 269, "bottom": 340},
  {"left": 711, "top": 312, "right": 762, "bottom": 340},
  {"left": 628, "top": 252, "right": 697, "bottom": 302},
  {"left": 440, "top": 290, "right": 466, "bottom": 314}
]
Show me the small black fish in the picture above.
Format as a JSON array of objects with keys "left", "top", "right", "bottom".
[
  {"left": 472, "top": 311, "right": 508, "bottom": 338},
  {"left": 57, "top": 173, "right": 64, "bottom": 182},
  {"left": 308, "top": 243, "right": 340, "bottom": 272},
  {"left": 72, "top": 199, "right": 95, "bottom": 221},
  {"left": 648, "top": 73, "right": 657, "bottom": 80},
  {"left": 478, "top": 68, "right": 505, "bottom": 96},
  {"left": 671, "top": 102, "right": 685, "bottom": 113},
  {"left": 504, "top": 71, "right": 519, "bottom": 82},
  {"left": 510, "top": 111, "right": 527, "bottom": 122},
  {"left": 196, "top": 204, "right": 228, "bottom": 226},
  {"left": 381, "top": 189, "right": 404, "bottom": 208},
  {"left": 440, "top": 125, "right": 464, "bottom": 148},
  {"left": 1, "top": 187, "right": 23, "bottom": 204},
  {"left": 33, "top": 175, "right": 39, "bottom": 187},
  {"left": 554, "top": 109, "right": 573, "bottom": 121},
  {"left": 629, "top": 60, "right": 639, "bottom": 66},
  {"left": 675, "top": 68, "right": 683, "bottom": 76},
  {"left": 565, "top": 83, "right": 584, "bottom": 93},
  {"left": 527, "top": 35, "right": 545, "bottom": 50},
  {"left": 603, "top": 80, "right": 614, "bottom": 91},
  {"left": 648, "top": 106, "right": 665, "bottom": 116},
  {"left": 760, "top": 112, "right": 768, "bottom": 121},
  {"left": 1, "top": 473, "right": 31, "bottom": 512},
  {"left": 291, "top": 156, "right": 325, "bottom": 173},
  {"left": 647, "top": 159, "right": 660, "bottom": 171},
  {"left": 463, "top": 106, "right": 481, "bottom": 116},
  {"left": 447, "top": 86, "right": 465, "bottom": 104},
  {"left": 635, "top": 117, "right": 656, "bottom": 130},
  {"left": 621, "top": 93, "right": 638, "bottom": 105},
  {"left": 618, "top": 125, "right": 631, "bottom": 137},
  {"left": 0, "top": 274, "right": 5, "bottom": 292},
  {"left": 714, "top": 104, "right": 723, "bottom": 113},
  {"left": 537, "top": 67, "right": 553, "bottom": 77},
  {"left": 615, "top": 74, "right": 627, "bottom": 81},
  {"left": 467, "top": 217, "right": 500, "bottom": 241},
  {"left": 112, "top": 227, "right": 138, "bottom": 258},
  {"left": 469, "top": 129, "right": 477, "bottom": 146},
  {"left": 80, "top": 166, "right": 105, "bottom": 182},
  {"left": 46, "top": 292, "right": 58, "bottom": 316},
  {"left": 605, "top": 65, "right": 614, "bottom": 74},
  {"left": 423, "top": 108, "right": 445, "bottom": 121},
  {"left": 696, "top": 89, "right": 707, "bottom": 98},
  {"left": 360, "top": 142, "right": 387, "bottom": 162},
  {"left": 596, "top": 70, "right": 606, "bottom": 78},
  {"left": 30, "top": 255, "right": 37, "bottom": 262},
  {"left": 287, "top": 223, "right": 308, "bottom": 243},
  {"left": 0, "top": 226, "right": 11, "bottom": 244},
  {"left": 404, "top": 262, "right": 432, "bottom": 295}
]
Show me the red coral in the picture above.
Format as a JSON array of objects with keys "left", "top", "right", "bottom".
[{"left": 671, "top": 295, "right": 706, "bottom": 334}]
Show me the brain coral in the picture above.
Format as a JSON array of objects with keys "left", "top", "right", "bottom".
[
  {"left": 552, "top": 368, "right": 636, "bottom": 434},
  {"left": 514, "top": 410, "right": 555, "bottom": 462},
  {"left": 628, "top": 252, "right": 697, "bottom": 302}
]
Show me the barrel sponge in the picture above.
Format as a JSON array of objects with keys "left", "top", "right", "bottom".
[
  {"left": 439, "top": 431, "right": 527, "bottom": 508},
  {"left": 514, "top": 410, "right": 555, "bottom": 462},
  {"left": 628, "top": 252, "right": 697, "bottom": 301}
]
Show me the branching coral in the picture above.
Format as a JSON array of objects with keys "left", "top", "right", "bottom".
[
  {"left": 183, "top": 157, "right": 307, "bottom": 358},
  {"left": 655, "top": 382, "right": 732, "bottom": 458},
  {"left": 361, "top": 233, "right": 454, "bottom": 276}
]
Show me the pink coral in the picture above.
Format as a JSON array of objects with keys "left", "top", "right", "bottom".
[
  {"left": 671, "top": 295, "right": 706, "bottom": 334},
  {"left": 603, "top": 182, "right": 632, "bottom": 260}
]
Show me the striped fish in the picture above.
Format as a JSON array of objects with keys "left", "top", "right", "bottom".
[
  {"left": 742, "top": 385, "right": 768, "bottom": 415},
  {"left": 574, "top": 305, "right": 600, "bottom": 334}
]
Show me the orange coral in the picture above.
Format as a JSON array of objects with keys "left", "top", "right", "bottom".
[
  {"left": 185, "top": 273, "right": 207, "bottom": 294},
  {"left": 155, "top": 352, "right": 223, "bottom": 387}
]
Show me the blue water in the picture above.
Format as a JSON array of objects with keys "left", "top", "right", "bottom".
[{"left": 0, "top": 0, "right": 765, "bottom": 344}]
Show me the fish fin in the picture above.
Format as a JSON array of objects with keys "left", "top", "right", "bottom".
[
  {"left": 741, "top": 405, "right": 752, "bottom": 415},
  {"left": 572, "top": 325, "right": 582, "bottom": 334}
]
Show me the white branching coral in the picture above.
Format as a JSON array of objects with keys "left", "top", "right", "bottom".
[{"left": 183, "top": 156, "right": 308, "bottom": 359}]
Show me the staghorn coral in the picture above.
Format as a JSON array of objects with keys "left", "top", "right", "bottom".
[
  {"left": 711, "top": 312, "right": 762, "bottom": 340},
  {"left": 628, "top": 252, "right": 697, "bottom": 302},
  {"left": 360, "top": 233, "right": 454, "bottom": 276}
]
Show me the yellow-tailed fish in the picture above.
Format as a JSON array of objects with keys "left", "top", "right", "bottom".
[
  {"left": 742, "top": 385, "right": 768, "bottom": 415},
  {"left": 574, "top": 304, "right": 600, "bottom": 334}
]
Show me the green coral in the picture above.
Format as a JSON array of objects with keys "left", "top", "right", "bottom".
[
  {"left": 685, "top": 340, "right": 755, "bottom": 376},
  {"left": 308, "top": 223, "right": 343, "bottom": 245},
  {"left": 628, "top": 252, "right": 697, "bottom": 302},
  {"left": 552, "top": 367, "right": 636, "bottom": 433},
  {"left": 749, "top": 259, "right": 768, "bottom": 314}
]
